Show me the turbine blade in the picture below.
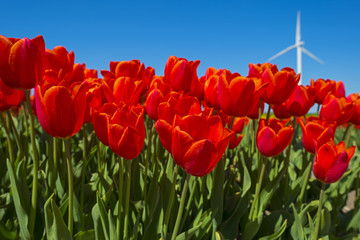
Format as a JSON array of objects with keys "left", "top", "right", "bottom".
[
  {"left": 267, "top": 45, "right": 296, "bottom": 61},
  {"left": 296, "top": 11, "right": 301, "bottom": 43},
  {"left": 302, "top": 47, "right": 324, "bottom": 64}
]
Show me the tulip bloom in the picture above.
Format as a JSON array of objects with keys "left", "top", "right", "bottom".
[
  {"left": 83, "top": 78, "right": 113, "bottom": 123},
  {"left": 108, "top": 103, "right": 145, "bottom": 160},
  {"left": 310, "top": 78, "right": 335, "bottom": 104},
  {"left": 257, "top": 119, "right": 293, "bottom": 157},
  {"left": 35, "top": 72, "right": 87, "bottom": 138},
  {"left": 347, "top": 93, "right": 360, "bottom": 125},
  {"left": 92, "top": 103, "right": 118, "bottom": 146},
  {"left": 272, "top": 85, "right": 315, "bottom": 117},
  {"left": 0, "top": 78, "right": 25, "bottom": 111},
  {"left": 204, "top": 68, "right": 240, "bottom": 110},
  {"left": 313, "top": 140, "right": 355, "bottom": 184},
  {"left": 144, "top": 76, "right": 170, "bottom": 120},
  {"left": 320, "top": 94, "right": 354, "bottom": 125},
  {"left": 218, "top": 75, "right": 267, "bottom": 117},
  {"left": 228, "top": 117, "right": 248, "bottom": 149},
  {"left": 261, "top": 67, "right": 300, "bottom": 105},
  {"left": 157, "top": 92, "right": 202, "bottom": 125},
  {"left": 0, "top": 35, "right": 45, "bottom": 89},
  {"left": 45, "top": 46, "right": 75, "bottom": 80},
  {"left": 155, "top": 114, "right": 233, "bottom": 176},
  {"left": 101, "top": 60, "right": 155, "bottom": 94},
  {"left": 299, "top": 119, "right": 335, "bottom": 154},
  {"left": 164, "top": 56, "right": 201, "bottom": 95}
]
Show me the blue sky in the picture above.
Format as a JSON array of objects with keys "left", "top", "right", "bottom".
[{"left": 1, "top": 0, "right": 359, "bottom": 94}]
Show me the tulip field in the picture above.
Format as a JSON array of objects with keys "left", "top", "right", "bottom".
[{"left": 1, "top": 35, "right": 360, "bottom": 240}]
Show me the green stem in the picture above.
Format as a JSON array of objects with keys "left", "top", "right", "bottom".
[
  {"left": 117, "top": 157, "right": 124, "bottom": 240},
  {"left": 80, "top": 126, "right": 87, "bottom": 230},
  {"left": 316, "top": 103, "right": 321, "bottom": 116},
  {"left": 249, "top": 155, "right": 266, "bottom": 221},
  {"left": 6, "top": 111, "right": 23, "bottom": 157},
  {"left": 284, "top": 117, "right": 297, "bottom": 205},
  {"left": 144, "top": 126, "right": 154, "bottom": 200},
  {"left": 171, "top": 174, "right": 190, "bottom": 240},
  {"left": 251, "top": 119, "right": 257, "bottom": 156},
  {"left": 123, "top": 159, "right": 132, "bottom": 240},
  {"left": 26, "top": 91, "right": 39, "bottom": 238},
  {"left": 0, "top": 113, "right": 15, "bottom": 162},
  {"left": 313, "top": 184, "right": 326, "bottom": 240},
  {"left": 65, "top": 139, "right": 74, "bottom": 236},
  {"left": 163, "top": 165, "right": 179, "bottom": 239},
  {"left": 342, "top": 124, "right": 351, "bottom": 142},
  {"left": 179, "top": 176, "right": 196, "bottom": 231},
  {"left": 266, "top": 104, "right": 272, "bottom": 122},
  {"left": 297, "top": 154, "right": 314, "bottom": 210},
  {"left": 52, "top": 137, "right": 58, "bottom": 191}
]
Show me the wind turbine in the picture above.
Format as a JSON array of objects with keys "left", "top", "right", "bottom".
[{"left": 267, "top": 11, "right": 324, "bottom": 85}]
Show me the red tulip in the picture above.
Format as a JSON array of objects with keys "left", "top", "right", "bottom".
[
  {"left": 155, "top": 114, "right": 234, "bottom": 176},
  {"left": 204, "top": 68, "right": 240, "bottom": 110},
  {"left": 101, "top": 60, "right": 154, "bottom": 94},
  {"left": 347, "top": 93, "right": 360, "bottom": 125},
  {"left": 0, "top": 78, "right": 25, "bottom": 111},
  {"left": 157, "top": 92, "right": 202, "bottom": 124},
  {"left": 299, "top": 119, "right": 335, "bottom": 154},
  {"left": 320, "top": 94, "right": 354, "bottom": 125},
  {"left": 92, "top": 102, "right": 118, "bottom": 146},
  {"left": 35, "top": 72, "right": 87, "bottom": 138},
  {"left": 248, "top": 63, "right": 278, "bottom": 79},
  {"left": 112, "top": 76, "right": 144, "bottom": 105},
  {"left": 45, "top": 46, "right": 75, "bottom": 80},
  {"left": 218, "top": 75, "right": 267, "bottom": 117},
  {"left": 272, "top": 85, "right": 315, "bottom": 117},
  {"left": 261, "top": 67, "right": 300, "bottom": 105},
  {"left": 256, "top": 118, "right": 293, "bottom": 157},
  {"left": 83, "top": 78, "right": 113, "bottom": 123},
  {"left": 334, "top": 81, "right": 345, "bottom": 98},
  {"left": 313, "top": 140, "right": 355, "bottom": 184},
  {"left": 310, "top": 78, "right": 335, "bottom": 104},
  {"left": 0, "top": 35, "right": 45, "bottom": 89},
  {"left": 164, "top": 56, "right": 201, "bottom": 94},
  {"left": 108, "top": 103, "right": 145, "bottom": 160},
  {"left": 144, "top": 76, "right": 170, "bottom": 120},
  {"left": 228, "top": 117, "right": 248, "bottom": 149}
]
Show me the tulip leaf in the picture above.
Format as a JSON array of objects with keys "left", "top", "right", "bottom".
[
  {"left": 218, "top": 194, "right": 249, "bottom": 240},
  {"left": 73, "top": 230, "right": 95, "bottom": 240},
  {"left": 258, "top": 219, "right": 287, "bottom": 240},
  {"left": 347, "top": 206, "right": 360, "bottom": 231},
  {"left": 44, "top": 195, "right": 72, "bottom": 240},
  {"left": 0, "top": 221, "right": 18, "bottom": 240},
  {"left": 107, "top": 210, "right": 117, "bottom": 240},
  {"left": 290, "top": 204, "right": 304, "bottom": 240},
  {"left": 320, "top": 207, "right": 331, "bottom": 236},
  {"left": 6, "top": 159, "right": 31, "bottom": 240},
  {"left": 242, "top": 213, "right": 263, "bottom": 240},
  {"left": 96, "top": 194, "right": 110, "bottom": 240},
  {"left": 258, "top": 162, "right": 287, "bottom": 215},
  {"left": 240, "top": 157, "right": 251, "bottom": 197},
  {"left": 211, "top": 159, "right": 225, "bottom": 228},
  {"left": 91, "top": 203, "right": 105, "bottom": 240}
]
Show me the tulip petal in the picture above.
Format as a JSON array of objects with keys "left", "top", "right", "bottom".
[{"left": 183, "top": 139, "right": 217, "bottom": 177}]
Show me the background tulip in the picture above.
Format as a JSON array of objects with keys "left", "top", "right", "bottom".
[
  {"left": 0, "top": 35, "right": 45, "bottom": 89},
  {"left": 0, "top": 78, "right": 25, "bottom": 111}
]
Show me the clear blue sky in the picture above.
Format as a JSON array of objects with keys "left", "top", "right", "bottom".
[{"left": 1, "top": 0, "right": 359, "bottom": 94}]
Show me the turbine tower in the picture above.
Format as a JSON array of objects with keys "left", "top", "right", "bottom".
[{"left": 267, "top": 11, "right": 324, "bottom": 85}]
